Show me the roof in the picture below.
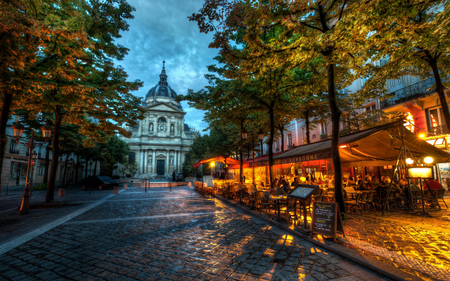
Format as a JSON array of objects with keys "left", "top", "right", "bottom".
[
  {"left": 192, "top": 156, "right": 240, "bottom": 168},
  {"left": 184, "top": 124, "right": 191, "bottom": 131},
  {"left": 146, "top": 61, "right": 177, "bottom": 100},
  {"left": 256, "top": 121, "right": 450, "bottom": 167}
]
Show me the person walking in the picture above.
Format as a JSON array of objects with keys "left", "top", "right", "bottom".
[{"left": 172, "top": 170, "right": 176, "bottom": 182}]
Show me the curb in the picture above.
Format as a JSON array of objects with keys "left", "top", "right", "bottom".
[{"left": 211, "top": 193, "right": 421, "bottom": 281}]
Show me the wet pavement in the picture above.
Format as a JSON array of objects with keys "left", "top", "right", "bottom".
[
  {"left": 342, "top": 202, "right": 450, "bottom": 281},
  {"left": 0, "top": 184, "right": 386, "bottom": 281}
]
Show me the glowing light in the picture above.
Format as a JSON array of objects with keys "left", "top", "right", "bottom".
[
  {"left": 424, "top": 156, "right": 434, "bottom": 164},
  {"left": 406, "top": 158, "right": 414, "bottom": 165},
  {"left": 210, "top": 162, "right": 215, "bottom": 167},
  {"left": 419, "top": 133, "right": 426, "bottom": 138},
  {"left": 404, "top": 112, "right": 415, "bottom": 132},
  {"left": 339, "top": 145, "right": 347, "bottom": 148}
]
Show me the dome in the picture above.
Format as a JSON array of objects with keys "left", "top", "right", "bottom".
[{"left": 146, "top": 61, "right": 177, "bottom": 99}]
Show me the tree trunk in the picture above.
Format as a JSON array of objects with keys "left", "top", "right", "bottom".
[
  {"left": 268, "top": 106, "right": 275, "bottom": 188},
  {"left": 46, "top": 106, "right": 63, "bottom": 203},
  {"left": 43, "top": 141, "right": 51, "bottom": 183},
  {"left": 75, "top": 155, "right": 79, "bottom": 183},
  {"left": 305, "top": 110, "right": 310, "bottom": 144},
  {"left": 327, "top": 64, "right": 345, "bottom": 214},
  {"left": 429, "top": 59, "right": 450, "bottom": 132},
  {"left": 61, "top": 155, "right": 68, "bottom": 186},
  {"left": 0, "top": 93, "right": 13, "bottom": 187},
  {"left": 239, "top": 121, "right": 244, "bottom": 183}
]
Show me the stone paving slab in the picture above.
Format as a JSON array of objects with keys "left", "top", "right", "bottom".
[
  {"left": 342, "top": 201, "right": 450, "bottom": 281},
  {"left": 0, "top": 186, "right": 386, "bottom": 281}
]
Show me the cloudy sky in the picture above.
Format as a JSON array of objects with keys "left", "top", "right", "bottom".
[{"left": 114, "top": 0, "right": 218, "bottom": 134}]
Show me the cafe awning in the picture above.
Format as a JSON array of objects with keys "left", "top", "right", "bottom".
[
  {"left": 192, "top": 156, "right": 240, "bottom": 168},
  {"left": 256, "top": 121, "right": 450, "bottom": 167}
]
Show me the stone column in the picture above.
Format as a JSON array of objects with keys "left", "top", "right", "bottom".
[
  {"left": 175, "top": 150, "right": 178, "bottom": 172},
  {"left": 152, "top": 150, "right": 156, "bottom": 175},
  {"left": 177, "top": 151, "right": 181, "bottom": 171},
  {"left": 143, "top": 149, "right": 147, "bottom": 174},
  {"left": 138, "top": 149, "right": 142, "bottom": 174},
  {"left": 166, "top": 150, "right": 170, "bottom": 175}
]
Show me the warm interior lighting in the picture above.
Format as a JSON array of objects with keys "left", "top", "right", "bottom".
[
  {"left": 407, "top": 167, "right": 434, "bottom": 179},
  {"left": 406, "top": 158, "right": 414, "bottom": 165},
  {"left": 424, "top": 156, "right": 434, "bottom": 164},
  {"left": 419, "top": 133, "right": 426, "bottom": 138},
  {"left": 339, "top": 145, "right": 347, "bottom": 148},
  {"left": 210, "top": 162, "right": 215, "bottom": 167}
]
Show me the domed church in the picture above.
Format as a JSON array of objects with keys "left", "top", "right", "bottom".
[{"left": 120, "top": 62, "right": 199, "bottom": 177}]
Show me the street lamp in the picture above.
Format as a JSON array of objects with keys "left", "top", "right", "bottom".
[
  {"left": 12, "top": 121, "right": 53, "bottom": 215},
  {"left": 241, "top": 127, "right": 248, "bottom": 140},
  {"left": 210, "top": 162, "right": 215, "bottom": 176}
]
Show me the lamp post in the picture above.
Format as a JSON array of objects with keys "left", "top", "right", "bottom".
[
  {"left": 12, "top": 121, "right": 53, "bottom": 215},
  {"left": 29, "top": 151, "right": 37, "bottom": 198}
]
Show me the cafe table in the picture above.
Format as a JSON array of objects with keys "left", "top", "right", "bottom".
[{"left": 270, "top": 195, "right": 288, "bottom": 221}]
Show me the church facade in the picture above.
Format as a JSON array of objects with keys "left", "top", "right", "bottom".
[{"left": 120, "top": 62, "right": 199, "bottom": 177}]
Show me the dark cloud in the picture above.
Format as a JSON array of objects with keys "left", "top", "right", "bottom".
[{"left": 115, "top": 0, "right": 217, "bottom": 134}]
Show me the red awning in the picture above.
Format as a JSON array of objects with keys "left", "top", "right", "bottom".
[{"left": 192, "top": 156, "right": 240, "bottom": 168}]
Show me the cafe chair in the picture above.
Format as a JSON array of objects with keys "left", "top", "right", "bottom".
[
  {"left": 345, "top": 193, "right": 362, "bottom": 215},
  {"left": 256, "top": 191, "right": 275, "bottom": 215},
  {"left": 279, "top": 198, "right": 298, "bottom": 225},
  {"left": 435, "top": 189, "right": 448, "bottom": 209}
]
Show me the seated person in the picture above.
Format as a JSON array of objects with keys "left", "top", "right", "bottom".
[
  {"left": 278, "top": 178, "right": 290, "bottom": 192},
  {"left": 291, "top": 177, "right": 301, "bottom": 187},
  {"left": 356, "top": 177, "right": 370, "bottom": 190},
  {"left": 425, "top": 179, "right": 444, "bottom": 190}
]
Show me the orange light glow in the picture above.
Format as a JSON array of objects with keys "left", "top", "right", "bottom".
[
  {"left": 419, "top": 133, "right": 426, "bottom": 138},
  {"left": 339, "top": 145, "right": 347, "bottom": 148}
]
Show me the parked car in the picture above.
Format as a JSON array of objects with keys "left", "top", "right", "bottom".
[{"left": 84, "top": 176, "right": 119, "bottom": 189}]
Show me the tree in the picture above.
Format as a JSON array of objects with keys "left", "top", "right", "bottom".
[
  {"left": 190, "top": 0, "right": 367, "bottom": 213},
  {"left": 97, "top": 135, "right": 130, "bottom": 177},
  {"left": 354, "top": 0, "right": 450, "bottom": 132}
]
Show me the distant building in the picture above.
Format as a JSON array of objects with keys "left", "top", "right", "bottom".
[{"left": 119, "top": 62, "right": 199, "bottom": 177}]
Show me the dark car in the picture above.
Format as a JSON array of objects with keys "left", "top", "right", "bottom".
[{"left": 84, "top": 176, "right": 119, "bottom": 189}]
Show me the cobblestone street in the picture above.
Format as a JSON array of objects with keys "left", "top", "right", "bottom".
[
  {"left": 342, "top": 204, "right": 450, "bottom": 281},
  {"left": 0, "top": 185, "right": 386, "bottom": 281}
]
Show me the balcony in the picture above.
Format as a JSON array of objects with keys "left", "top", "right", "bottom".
[
  {"left": 9, "top": 149, "right": 19, "bottom": 155},
  {"left": 429, "top": 125, "right": 449, "bottom": 136},
  {"left": 380, "top": 77, "right": 436, "bottom": 109}
]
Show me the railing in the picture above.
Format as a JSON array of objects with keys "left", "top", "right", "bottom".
[
  {"left": 429, "top": 125, "right": 449, "bottom": 136},
  {"left": 9, "top": 149, "right": 19, "bottom": 154},
  {"left": 380, "top": 77, "right": 436, "bottom": 109}
]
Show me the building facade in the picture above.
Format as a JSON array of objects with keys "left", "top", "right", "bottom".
[{"left": 120, "top": 62, "right": 199, "bottom": 178}]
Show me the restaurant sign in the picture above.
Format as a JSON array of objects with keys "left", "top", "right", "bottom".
[{"left": 256, "top": 150, "right": 331, "bottom": 167}]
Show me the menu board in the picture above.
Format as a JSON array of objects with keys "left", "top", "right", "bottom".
[
  {"left": 288, "top": 184, "right": 319, "bottom": 200},
  {"left": 202, "top": 176, "right": 214, "bottom": 187},
  {"left": 311, "top": 201, "right": 338, "bottom": 241}
]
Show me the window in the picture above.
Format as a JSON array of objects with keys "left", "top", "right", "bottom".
[
  {"left": 321, "top": 123, "right": 327, "bottom": 136},
  {"left": 129, "top": 152, "right": 136, "bottom": 164},
  {"left": 426, "top": 107, "right": 448, "bottom": 134},
  {"left": 9, "top": 140, "right": 16, "bottom": 154},
  {"left": 275, "top": 139, "right": 279, "bottom": 152},
  {"left": 287, "top": 133, "right": 292, "bottom": 148},
  {"left": 365, "top": 104, "right": 376, "bottom": 112},
  {"left": 37, "top": 164, "right": 44, "bottom": 175}
]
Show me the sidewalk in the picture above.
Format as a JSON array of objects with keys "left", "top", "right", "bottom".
[
  {"left": 342, "top": 203, "right": 450, "bottom": 280},
  {"left": 205, "top": 187, "right": 450, "bottom": 281}
]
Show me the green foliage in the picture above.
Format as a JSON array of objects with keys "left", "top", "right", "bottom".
[{"left": 34, "top": 183, "right": 47, "bottom": 190}]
